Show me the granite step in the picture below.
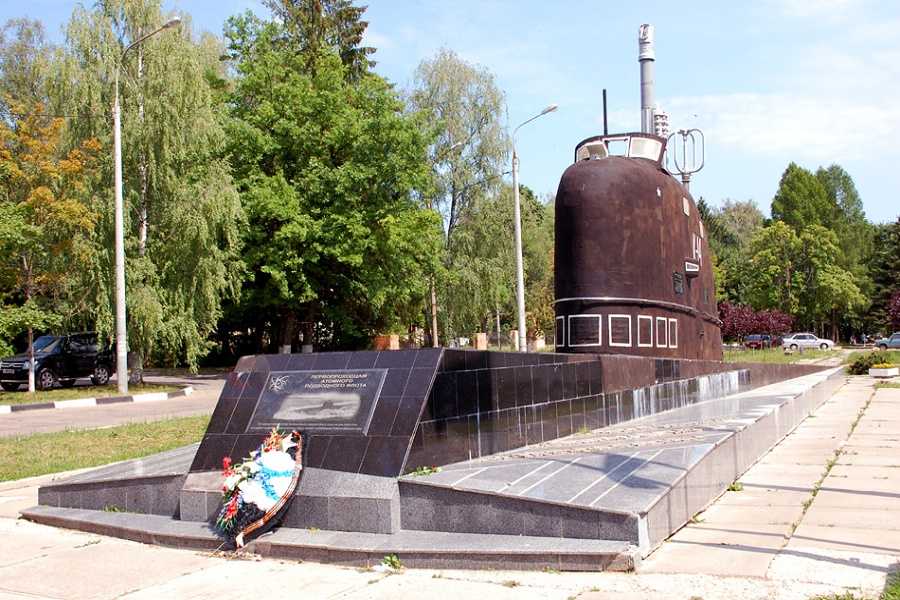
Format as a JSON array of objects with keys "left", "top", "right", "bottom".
[{"left": 21, "top": 505, "right": 638, "bottom": 572}]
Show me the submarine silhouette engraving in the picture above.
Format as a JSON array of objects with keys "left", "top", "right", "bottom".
[{"left": 553, "top": 25, "right": 723, "bottom": 361}]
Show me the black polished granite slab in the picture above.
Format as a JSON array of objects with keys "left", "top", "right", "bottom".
[
  {"left": 403, "top": 350, "right": 742, "bottom": 473},
  {"left": 190, "top": 348, "right": 826, "bottom": 479},
  {"left": 190, "top": 349, "right": 445, "bottom": 477}
]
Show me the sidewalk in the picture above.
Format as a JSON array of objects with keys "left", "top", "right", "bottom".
[
  {"left": 638, "top": 376, "right": 899, "bottom": 597},
  {"left": 0, "top": 376, "right": 896, "bottom": 599}
]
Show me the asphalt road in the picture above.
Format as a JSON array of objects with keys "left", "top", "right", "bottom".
[{"left": 0, "top": 372, "right": 225, "bottom": 438}]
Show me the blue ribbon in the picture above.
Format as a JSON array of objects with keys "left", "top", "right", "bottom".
[{"left": 257, "top": 464, "right": 294, "bottom": 500}]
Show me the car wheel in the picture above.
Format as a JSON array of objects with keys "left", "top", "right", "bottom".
[
  {"left": 879, "top": 344, "right": 888, "bottom": 351},
  {"left": 37, "top": 368, "right": 56, "bottom": 391},
  {"left": 820, "top": 343, "right": 828, "bottom": 351},
  {"left": 0, "top": 382, "right": 19, "bottom": 392},
  {"left": 60, "top": 379, "right": 76, "bottom": 388},
  {"left": 790, "top": 344, "right": 798, "bottom": 351},
  {"left": 92, "top": 365, "right": 110, "bottom": 386}
]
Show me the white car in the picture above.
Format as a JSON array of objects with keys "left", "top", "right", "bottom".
[{"left": 782, "top": 332, "right": 834, "bottom": 351}]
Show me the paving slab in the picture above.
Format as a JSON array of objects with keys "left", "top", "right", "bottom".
[
  {"left": 120, "top": 559, "right": 376, "bottom": 600},
  {"left": 790, "top": 523, "right": 900, "bottom": 554},
  {"left": 693, "top": 503, "right": 805, "bottom": 526},
  {"left": 801, "top": 506, "right": 900, "bottom": 530},
  {"left": 0, "top": 530, "right": 214, "bottom": 599}
]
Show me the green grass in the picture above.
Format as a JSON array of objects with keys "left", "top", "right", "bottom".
[
  {"left": 844, "top": 350, "right": 900, "bottom": 366},
  {"left": 876, "top": 382, "right": 900, "bottom": 389},
  {"left": 724, "top": 347, "right": 832, "bottom": 364},
  {"left": 0, "top": 383, "right": 178, "bottom": 406},
  {"left": 810, "top": 572, "right": 900, "bottom": 599},
  {"left": 0, "top": 414, "right": 209, "bottom": 481}
]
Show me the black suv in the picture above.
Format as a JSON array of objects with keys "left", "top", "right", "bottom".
[{"left": 0, "top": 332, "right": 115, "bottom": 391}]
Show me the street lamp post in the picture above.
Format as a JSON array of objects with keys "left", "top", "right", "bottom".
[
  {"left": 112, "top": 16, "right": 181, "bottom": 393},
  {"left": 511, "top": 104, "right": 557, "bottom": 352}
]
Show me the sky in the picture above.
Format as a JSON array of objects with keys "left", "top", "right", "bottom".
[{"left": 6, "top": 0, "right": 900, "bottom": 223}]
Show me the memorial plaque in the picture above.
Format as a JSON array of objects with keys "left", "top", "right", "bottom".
[{"left": 247, "top": 369, "right": 387, "bottom": 434}]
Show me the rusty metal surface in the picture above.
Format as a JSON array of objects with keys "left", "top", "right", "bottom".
[{"left": 554, "top": 151, "right": 722, "bottom": 360}]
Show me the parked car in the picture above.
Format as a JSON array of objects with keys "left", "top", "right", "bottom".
[
  {"left": 782, "top": 332, "right": 834, "bottom": 351},
  {"left": 0, "top": 332, "right": 114, "bottom": 391},
  {"left": 875, "top": 332, "right": 900, "bottom": 350},
  {"left": 743, "top": 334, "right": 774, "bottom": 349}
]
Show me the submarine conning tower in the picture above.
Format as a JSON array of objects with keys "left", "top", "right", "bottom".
[{"left": 553, "top": 24, "right": 723, "bottom": 361}]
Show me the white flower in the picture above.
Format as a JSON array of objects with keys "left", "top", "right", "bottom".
[{"left": 223, "top": 474, "right": 242, "bottom": 491}]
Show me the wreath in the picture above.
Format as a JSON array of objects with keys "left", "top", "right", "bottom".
[{"left": 215, "top": 428, "right": 304, "bottom": 548}]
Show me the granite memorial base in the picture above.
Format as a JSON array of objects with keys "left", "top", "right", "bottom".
[{"left": 26, "top": 349, "right": 839, "bottom": 571}]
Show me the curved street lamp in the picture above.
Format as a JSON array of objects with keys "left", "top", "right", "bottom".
[
  {"left": 511, "top": 103, "right": 557, "bottom": 352},
  {"left": 112, "top": 16, "right": 181, "bottom": 393}
]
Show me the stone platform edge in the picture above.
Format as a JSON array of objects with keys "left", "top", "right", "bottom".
[
  {"left": 0, "top": 386, "right": 193, "bottom": 414},
  {"left": 19, "top": 505, "right": 640, "bottom": 572}
]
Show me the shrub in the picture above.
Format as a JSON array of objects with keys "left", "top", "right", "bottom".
[
  {"left": 848, "top": 352, "right": 882, "bottom": 375},
  {"left": 872, "top": 363, "right": 895, "bottom": 369}
]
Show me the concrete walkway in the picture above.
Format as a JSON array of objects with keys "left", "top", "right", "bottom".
[
  {"left": 0, "top": 376, "right": 897, "bottom": 599},
  {"left": 638, "top": 376, "right": 899, "bottom": 598},
  {"left": 0, "top": 373, "right": 224, "bottom": 438}
]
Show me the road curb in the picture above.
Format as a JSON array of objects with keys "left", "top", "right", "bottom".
[{"left": 0, "top": 386, "right": 193, "bottom": 415}]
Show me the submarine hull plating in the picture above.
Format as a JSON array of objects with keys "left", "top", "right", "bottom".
[{"left": 554, "top": 154, "right": 723, "bottom": 361}]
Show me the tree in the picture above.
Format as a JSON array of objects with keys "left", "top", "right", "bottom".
[
  {"left": 0, "top": 103, "right": 100, "bottom": 390},
  {"left": 745, "top": 221, "right": 802, "bottom": 315},
  {"left": 0, "top": 18, "right": 53, "bottom": 119},
  {"left": 795, "top": 225, "right": 864, "bottom": 337},
  {"left": 441, "top": 184, "right": 553, "bottom": 345},
  {"left": 57, "top": 0, "right": 245, "bottom": 369},
  {"left": 718, "top": 302, "right": 792, "bottom": 341},
  {"left": 408, "top": 48, "right": 507, "bottom": 344},
  {"left": 745, "top": 220, "right": 863, "bottom": 336},
  {"left": 868, "top": 218, "right": 900, "bottom": 333},
  {"left": 771, "top": 162, "right": 834, "bottom": 231},
  {"left": 889, "top": 291, "right": 900, "bottom": 331},
  {"left": 225, "top": 12, "right": 441, "bottom": 350},
  {"left": 260, "top": 0, "right": 375, "bottom": 80}
]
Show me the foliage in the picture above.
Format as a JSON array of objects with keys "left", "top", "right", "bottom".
[
  {"left": 259, "top": 0, "right": 375, "bottom": 80},
  {"left": 890, "top": 291, "right": 900, "bottom": 330},
  {"left": 0, "top": 100, "right": 99, "bottom": 358},
  {"left": 56, "top": 0, "right": 245, "bottom": 369},
  {"left": 225, "top": 12, "right": 440, "bottom": 349},
  {"left": 847, "top": 351, "right": 884, "bottom": 375},
  {"left": 408, "top": 48, "right": 509, "bottom": 343},
  {"left": 0, "top": 18, "right": 53, "bottom": 119},
  {"left": 745, "top": 221, "right": 802, "bottom": 314},
  {"left": 771, "top": 162, "right": 833, "bottom": 230},
  {"left": 744, "top": 220, "right": 863, "bottom": 333},
  {"left": 718, "top": 302, "right": 792, "bottom": 341},
  {"left": 381, "top": 553, "right": 403, "bottom": 569},
  {"left": 441, "top": 184, "right": 553, "bottom": 342},
  {"left": 869, "top": 219, "right": 900, "bottom": 333}
]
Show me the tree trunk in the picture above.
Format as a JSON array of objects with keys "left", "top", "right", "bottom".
[
  {"left": 27, "top": 326, "right": 35, "bottom": 394},
  {"left": 430, "top": 279, "right": 439, "bottom": 348},
  {"left": 495, "top": 302, "right": 502, "bottom": 350},
  {"left": 137, "top": 40, "right": 149, "bottom": 257},
  {"left": 280, "top": 311, "right": 298, "bottom": 352}
]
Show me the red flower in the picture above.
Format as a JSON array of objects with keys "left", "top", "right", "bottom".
[
  {"left": 225, "top": 496, "right": 239, "bottom": 518},
  {"left": 222, "top": 456, "right": 232, "bottom": 470}
]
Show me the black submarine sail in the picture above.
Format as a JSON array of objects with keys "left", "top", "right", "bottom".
[{"left": 553, "top": 24, "right": 722, "bottom": 361}]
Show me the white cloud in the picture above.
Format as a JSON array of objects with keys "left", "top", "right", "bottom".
[
  {"left": 362, "top": 27, "right": 392, "bottom": 50},
  {"left": 660, "top": 92, "right": 900, "bottom": 161}
]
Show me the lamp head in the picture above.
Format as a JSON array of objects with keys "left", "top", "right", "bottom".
[
  {"left": 541, "top": 104, "right": 559, "bottom": 115},
  {"left": 162, "top": 16, "right": 182, "bottom": 30}
]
